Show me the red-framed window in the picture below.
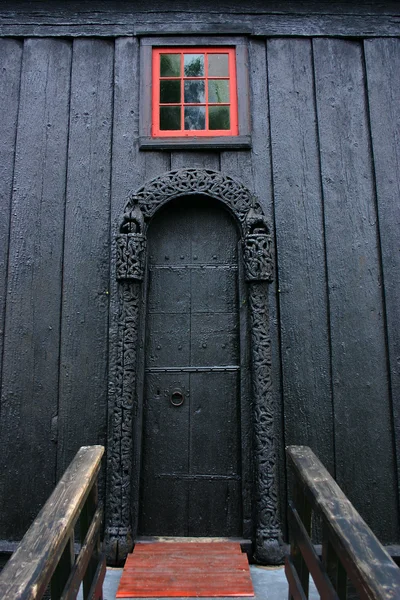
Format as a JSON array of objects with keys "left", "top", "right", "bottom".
[{"left": 152, "top": 47, "right": 238, "bottom": 137}]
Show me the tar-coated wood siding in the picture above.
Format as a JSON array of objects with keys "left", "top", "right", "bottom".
[
  {"left": 0, "top": 1, "right": 399, "bottom": 548},
  {"left": 313, "top": 38, "right": 397, "bottom": 539},
  {"left": 0, "top": 38, "right": 71, "bottom": 539}
]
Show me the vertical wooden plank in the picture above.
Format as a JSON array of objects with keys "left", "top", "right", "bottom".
[
  {"left": 108, "top": 37, "right": 141, "bottom": 546},
  {"left": 222, "top": 40, "right": 287, "bottom": 534},
  {"left": 109, "top": 37, "right": 170, "bottom": 542},
  {"left": 0, "top": 39, "right": 22, "bottom": 396},
  {"left": 57, "top": 39, "right": 113, "bottom": 476},
  {"left": 170, "top": 152, "right": 220, "bottom": 170},
  {"left": 111, "top": 37, "right": 171, "bottom": 216},
  {"left": 313, "top": 38, "right": 399, "bottom": 542},
  {"left": 247, "top": 39, "right": 288, "bottom": 530},
  {"left": 0, "top": 38, "right": 72, "bottom": 540},
  {"left": 267, "top": 39, "right": 334, "bottom": 473},
  {"left": 364, "top": 38, "right": 400, "bottom": 508},
  {"left": 250, "top": 41, "right": 286, "bottom": 526}
]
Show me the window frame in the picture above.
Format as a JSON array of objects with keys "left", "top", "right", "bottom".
[{"left": 139, "top": 36, "right": 251, "bottom": 150}]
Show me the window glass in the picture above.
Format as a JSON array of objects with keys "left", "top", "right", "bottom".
[
  {"left": 208, "top": 80, "right": 229, "bottom": 104},
  {"left": 209, "top": 106, "right": 230, "bottom": 130},
  {"left": 208, "top": 54, "right": 229, "bottom": 76},
  {"left": 160, "top": 54, "right": 181, "bottom": 77},
  {"left": 160, "top": 80, "right": 181, "bottom": 103},
  {"left": 184, "top": 80, "right": 205, "bottom": 104},
  {"left": 160, "top": 106, "right": 181, "bottom": 130},
  {"left": 184, "top": 106, "right": 206, "bottom": 130},
  {"left": 184, "top": 54, "right": 204, "bottom": 77}
]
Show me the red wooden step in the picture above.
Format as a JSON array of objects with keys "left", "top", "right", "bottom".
[{"left": 116, "top": 541, "right": 255, "bottom": 598}]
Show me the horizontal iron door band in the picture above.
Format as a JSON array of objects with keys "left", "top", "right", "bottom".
[{"left": 146, "top": 365, "right": 240, "bottom": 372}]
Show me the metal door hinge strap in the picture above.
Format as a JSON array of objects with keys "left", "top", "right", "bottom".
[
  {"left": 150, "top": 265, "right": 238, "bottom": 270},
  {"left": 155, "top": 474, "right": 241, "bottom": 481},
  {"left": 146, "top": 365, "right": 240, "bottom": 373}
]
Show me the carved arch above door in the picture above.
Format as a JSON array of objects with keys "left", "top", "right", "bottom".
[{"left": 105, "top": 168, "right": 284, "bottom": 565}]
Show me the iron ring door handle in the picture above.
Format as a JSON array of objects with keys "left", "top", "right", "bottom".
[{"left": 170, "top": 389, "right": 184, "bottom": 407}]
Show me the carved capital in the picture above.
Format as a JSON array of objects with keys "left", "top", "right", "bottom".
[
  {"left": 243, "top": 208, "right": 274, "bottom": 282},
  {"left": 243, "top": 233, "right": 274, "bottom": 282},
  {"left": 116, "top": 204, "right": 146, "bottom": 281},
  {"left": 116, "top": 233, "right": 146, "bottom": 281}
]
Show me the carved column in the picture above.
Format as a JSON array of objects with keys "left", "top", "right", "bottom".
[
  {"left": 105, "top": 207, "right": 146, "bottom": 565},
  {"left": 243, "top": 210, "right": 285, "bottom": 564}
]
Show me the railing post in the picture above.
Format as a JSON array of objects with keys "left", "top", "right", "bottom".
[
  {"left": 81, "top": 480, "right": 100, "bottom": 600},
  {"left": 322, "top": 534, "right": 348, "bottom": 600},
  {"left": 51, "top": 535, "right": 75, "bottom": 600},
  {"left": 290, "top": 482, "right": 312, "bottom": 598}
]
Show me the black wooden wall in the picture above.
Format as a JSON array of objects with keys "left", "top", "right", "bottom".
[{"left": 0, "top": 0, "right": 399, "bottom": 548}]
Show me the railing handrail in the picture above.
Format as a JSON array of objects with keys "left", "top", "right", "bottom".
[
  {"left": 0, "top": 445, "right": 105, "bottom": 600},
  {"left": 286, "top": 445, "right": 400, "bottom": 599}
]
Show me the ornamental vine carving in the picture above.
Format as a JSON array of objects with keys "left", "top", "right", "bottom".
[
  {"left": 249, "top": 283, "right": 284, "bottom": 564},
  {"left": 106, "top": 168, "right": 283, "bottom": 566},
  {"left": 117, "top": 205, "right": 146, "bottom": 281},
  {"left": 123, "top": 168, "right": 262, "bottom": 226},
  {"left": 105, "top": 281, "right": 141, "bottom": 564},
  {"left": 243, "top": 208, "right": 274, "bottom": 282}
]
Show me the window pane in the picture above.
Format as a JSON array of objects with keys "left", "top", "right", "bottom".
[
  {"left": 160, "top": 106, "right": 181, "bottom": 130},
  {"left": 160, "top": 80, "right": 181, "bottom": 103},
  {"left": 160, "top": 54, "right": 181, "bottom": 77},
  {"left": 208, "top": 80, "right": 229, "bottom": 103},
  {"left": 208, "top": 54, "right": 229, "bottom": 76},
  {"left": 184, "top": 54, "right": 204, "bottom": 77},
  {"left": 209, "top": 106, "right": 230, "bottom": 130},
  {"left": 184, "top": 80, "right": 205, "bottom": 103},
  {"left": 184, "top": 106, "right": 206, "bottom": 130}
]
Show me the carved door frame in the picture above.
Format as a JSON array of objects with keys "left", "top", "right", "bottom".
[{"left": 105, "top": 168, "right": 284, "bottom": 565}]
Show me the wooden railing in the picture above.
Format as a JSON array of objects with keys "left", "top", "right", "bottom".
[
  {"left": 0, "top": 445, "right": 105, "bottom": 600},
  {"left": 286, "top": 445, "right": 400, "bottom": 600}
]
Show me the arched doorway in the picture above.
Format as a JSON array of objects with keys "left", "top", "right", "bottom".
[
  {"left": 139, "top": 196, "right": 247, "bottom": 537},
  {"left": 106, "top": 169, "right": 283, "bottom": 566}
]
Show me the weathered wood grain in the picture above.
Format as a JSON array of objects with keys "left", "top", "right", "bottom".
[
  {"left": 364, "top": 37, "right": 400, "bottom": 511},
  {"left": 0, "top": 38, "right": 71, "bottom": 540},
  {"left": 267, "top": 38, "right": 334, "bottom": 473},
  {"left": 0, "top": 445, "right": 104, "bottom": 600},
  {"left": 170, "top": 152, "right": 220, "bottom": 170},
  {"left": 107, "top": 36, "right": 142, "bottom": 545},
  {"left": 219, "top": 41, "right": 253, "bottom": 193},
  {"left": 222, "top": 38, "right": 286, "bottom": 536},
  {"left": 0, "top": 38, "right": 22, "bottom": 400},
  {"left": 108, "top": 37, "right": 169, "bottom": 541},
  {"left": 313, "top": 38, "right": 399, "bottom": 543},
  {"left": 1, "top": 2, "right": 400, "bottom": 37},
  {"left": 116, "top": 542, "right": 254, "bottom": 598},
  {"left": 287, "top": 503, "right": 338, "bottom": 599},
  {"left": 57, "top": 39, "right": 113, "bottom": 478},
  {"left": 248, "top": 39, "right": 288, "bottom": 531},
  {"left": 59, "top": 506, "right": 103, "bottom": 600},
  {"left": 3, "top": 0, "right": 400, "bottom": 18},
  {"left": 287, "top": 446, "right": 400, "bottom": 599}
]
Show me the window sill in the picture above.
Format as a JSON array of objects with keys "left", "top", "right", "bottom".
[{"left": 139, "top": 135, "right": 251, "bottom": 150}]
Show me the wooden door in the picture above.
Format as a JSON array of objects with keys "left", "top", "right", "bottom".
[{"left": 139, "top": 196, "right": 242, "bottom": 537}]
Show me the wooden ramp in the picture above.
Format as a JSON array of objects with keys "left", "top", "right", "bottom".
[{"left": 116, "top": 541, "right": 255, "bottom": 598}]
